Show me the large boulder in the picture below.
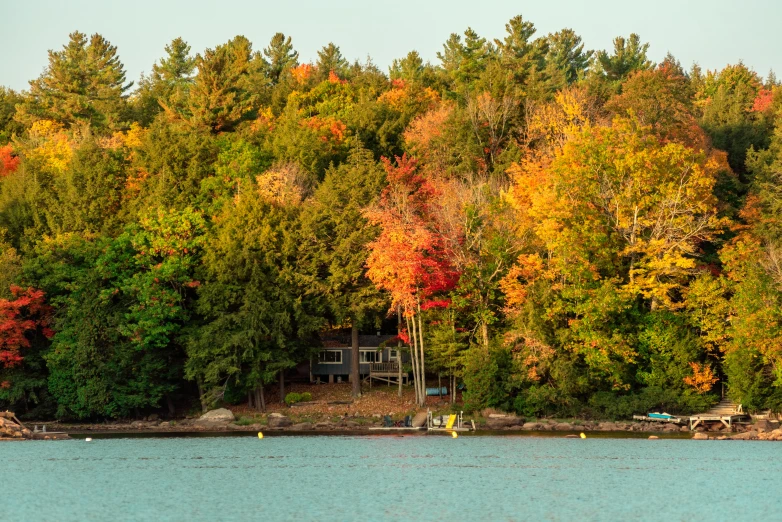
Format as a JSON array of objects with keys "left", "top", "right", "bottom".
[
  {"left": 485, "top": 415, "right": 524, "bottom": 430},
  {"left": 754, "top": 420, "right": 773, "bottom": 432},
  {"left": 196, "top": 408, "right": 235, "bottom": 425},
  {"left": 692, "top": 432, "right": 709, "bottom": 440},
  {"left": 267, "top": 415, "right": 293, "bottom": 428}
]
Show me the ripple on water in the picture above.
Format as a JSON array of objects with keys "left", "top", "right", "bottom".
[{"left": 2, "top": 436, "right": 781, "bottom": 521}]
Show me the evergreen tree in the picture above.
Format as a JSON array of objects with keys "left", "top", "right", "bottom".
[
  {"left": 187, "top": 35, "right": 262, "bottom": 132},
  {"left": 186, "top": 180, "right": 322, "bottom": 410},
  {"left": 595, "top": 33, "right": 653, "bottom": 82},
  {"left": 438, "top": 28, "right": 495, "bottom": 88},
  {"left": 263, "top": 33, "right": 299, "bottom": 84},
  {"left": 17, "top": 32, "right": 132, "bottom": 131},
  {"left": 300, "top": 144, "right": 387, "bottom": 397},
  {"left": 544, "top": 28, "right": 593, "bottom": 86},
  {"left": 316, "top": 42, "right": 349, "bottom": 80},
  {"left": 134, "top": 38, "right": 196, "bottom": 124},
  {"left": 390, "top": 51, "right": 425, "bottom": 82},
  {"left": 0, "top": 88, "right": 24, "bottom": 144}
]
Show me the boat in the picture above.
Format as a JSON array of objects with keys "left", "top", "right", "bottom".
[{"left": 632, "top": 412, "right": 685, "bottom": 424}]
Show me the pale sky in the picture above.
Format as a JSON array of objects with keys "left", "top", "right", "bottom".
[{"left": 2, "top": 0, "right": 780, "bottom": 91}]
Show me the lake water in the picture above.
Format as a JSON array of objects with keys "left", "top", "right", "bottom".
[{"left": 4, "top": 434, "right": 781, "bottom": 521}]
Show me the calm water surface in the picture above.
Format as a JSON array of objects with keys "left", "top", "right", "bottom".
[{"left": 3, "top": 435, "right": 781, "bottom": 521}]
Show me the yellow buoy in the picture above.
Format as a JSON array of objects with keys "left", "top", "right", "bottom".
[
  {"left": 258, "top": 432, "right": 264, "bottom": 439},
  {"left": 580, "top": 432, "right": 586, "bottom": 439},
  {"left": 451, "top": 431, "right": 458, "bottom": 439}
]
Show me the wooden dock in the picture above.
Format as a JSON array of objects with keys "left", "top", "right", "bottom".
[{"left": 689, "top": 399, "right": 748, "bottom": 430}]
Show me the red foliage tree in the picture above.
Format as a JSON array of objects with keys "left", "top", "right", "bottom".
[
  {"left": 0, "top": 145, "right": 20, "bottom": 178},
  {"left": 365, "top": 155, "right": 459, "bottom": 405},
  {"left": 0, "top": 286, "right": 54, "bottom": 371}
]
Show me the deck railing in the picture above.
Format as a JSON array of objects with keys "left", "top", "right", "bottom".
[{"left": 369, "top": 362, "right": 399, "bottom": 374}]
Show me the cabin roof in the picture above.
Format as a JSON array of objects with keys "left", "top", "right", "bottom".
[{"left": 319, "top": 334, "right": 397, "bottom": 348}]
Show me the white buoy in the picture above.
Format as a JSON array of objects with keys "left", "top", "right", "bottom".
[{"left": 85, "top": 437, "right": 92, "bottom": 442}]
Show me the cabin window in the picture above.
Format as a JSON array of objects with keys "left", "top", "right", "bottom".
[
  {"left": 389, "top": 349, "right": 399, "bottom": 360},
  {"left": 360, "top": 350, "right": 382, "bottom": 364},
  {"left": 318, "top": 350, "right": 342, "bottom": 364}
]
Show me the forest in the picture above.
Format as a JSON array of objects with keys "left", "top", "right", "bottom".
[{"left": 1, "top": 15, "right": 781, "bottom": 420}]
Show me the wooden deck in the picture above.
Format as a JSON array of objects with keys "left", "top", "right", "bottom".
[
  {"left": 367, "top": 362, "right": 408, "bottom": 387},
  {"left": 689, "top": 399, "right": 748, "bottom": 430}
]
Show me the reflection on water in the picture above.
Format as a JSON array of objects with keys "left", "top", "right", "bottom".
[{"left": 3, "top": 436, "right": 780, "bottom": 521}]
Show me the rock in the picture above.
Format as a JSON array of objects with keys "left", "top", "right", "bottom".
[
  {"left": 268, "top": 412, "right": 284, "bottom": 418},
  {"left": 147, "top": 414, "right": 160, "bottom": 422},
  {"left": 663, "top": 423, "right": 679, "bottom": 432},
  {"left": 554, "top": 423, "right": 573, "bottom": 431},
  {"left": 648, "top": 436, "right": 659, "bottom": 439},
  {"left": 488, "top": 414, "right": 508, "bottom": 418},
  {"left": 158, "top": 421, "right": 171, "bottom": 428},
  {"left": 344, "top": 421, "right": 359, "bottom": 428},
  {"left": 267, "top": 415, "right": 293, "bottom": 428},
  {"left": 485, "top": 416, "right": 524, "bottom": 429},
  {"left": 565, "top": 434, "right": 579, "bottom": 438},
  {"left": 197, "top": 408, "right": 235, "bottom": 423},
  {"left": 130, "top": 420, "right": 147, "bottom": 429},
  {"left": 731, "top": 431, "right": 758, "bottom": 440},
  {"left": 693, "top": 432, "right": 709, "bottom": 440},
  {"left": 717, "top": 435, "right": 729, "bottom": 440},
  {"left": 680, "top": 425, "right": 690, "bottom": 432},
  {"left": 598, "top": 422, "right": 617, "bottom": 431},
  {"left": 522, "top": 422, "right": 541, "bottom": 431},
  {"left": 290, "top": 422, "right": 313, "bottom": 431},
  {"left": 754, "top": 419, "right": 772, "bottom": 432},
  {"left": 372, "top": 413, "right": 381, "bottom": 418}
]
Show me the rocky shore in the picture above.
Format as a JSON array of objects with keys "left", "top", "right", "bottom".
[
  {"left": 0, "top": 414, "right": 32, "bottom": 440},
  {"left": 35, "top": 408, "right": 781, "bottom": 440}
]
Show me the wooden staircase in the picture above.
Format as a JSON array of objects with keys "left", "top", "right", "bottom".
[{"left": 707, "top": 398, "right": 742, "bottom": 415}]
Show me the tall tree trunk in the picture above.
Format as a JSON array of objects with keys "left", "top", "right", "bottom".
[
  {"left": 480, "top": 321, "right": 489, "bottom": 351},
  {"left": 397, "top": 306, "right": 403, "bottom": 398},
  {"left": 417, "top": 300, "right": 427, "bottom": 408},
  {"left": 256, "top": 386, "right": 266, "bottom": 413},
  {"left": 166, "top": 394, "right": 176, "bottom": 417},
  {"left": 248, "top": 390, "right": 255, "bottom": 410},
  {"left": 351, "top": 322, "right": 361, "bottom": 398},
  {"left": 279, "top": 371, "right": 285, "bottom": 404},
  {"left": 196, "top": 379, "right": 208, "bottom": 413},
  {"left": 406, "top": 314, "right": 421, "bottom": 405}
]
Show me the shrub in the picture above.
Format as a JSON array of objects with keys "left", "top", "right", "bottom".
[{"left": 284, "top": 392, "right": 312, "bottom": 406}]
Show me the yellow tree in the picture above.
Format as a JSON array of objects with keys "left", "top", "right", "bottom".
[{"left": 502, "top": 116, "right": 727, "bottom": 386}]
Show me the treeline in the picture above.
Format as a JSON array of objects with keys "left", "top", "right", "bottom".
[{"left": 0, "top": 17, "right": 781, "bottom": 420}]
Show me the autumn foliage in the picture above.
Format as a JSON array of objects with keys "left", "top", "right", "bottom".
[
  {"left": 0, "top": 145, "right": 19, "bottom": 177},
  {"left": 0, "top": 286, "right": 53, "bottom": 369},
  {"left": 2, "top": 19, "right": 782, "bottom": 418}
]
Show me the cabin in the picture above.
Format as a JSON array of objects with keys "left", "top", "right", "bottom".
[{"left": 310, "top": 334, "right": 409, "bottom": 385}]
